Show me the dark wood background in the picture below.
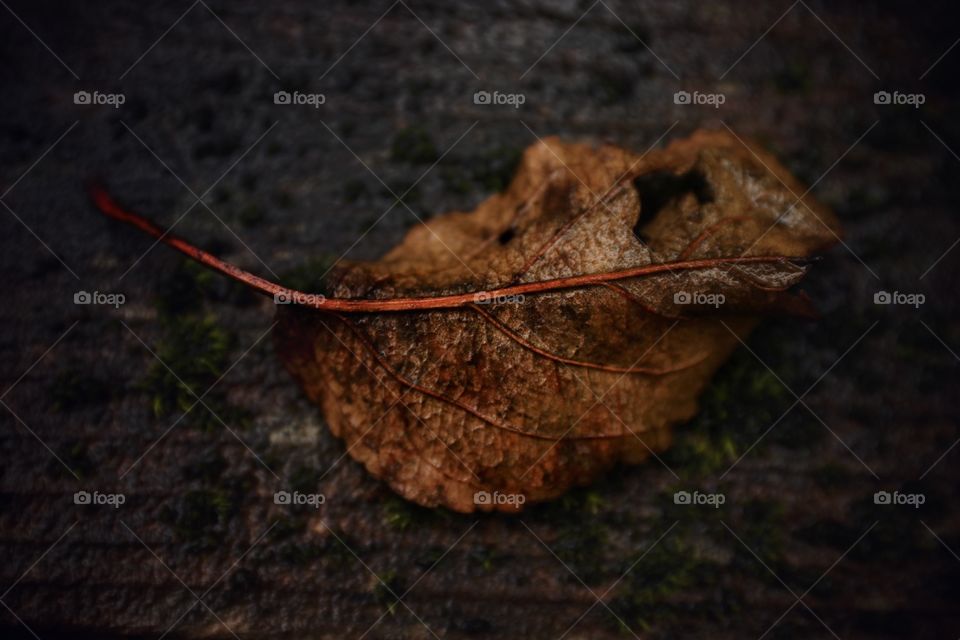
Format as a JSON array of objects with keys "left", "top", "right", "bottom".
[{"left": 1, "top": 1, "right": 959, "bottom": 638}]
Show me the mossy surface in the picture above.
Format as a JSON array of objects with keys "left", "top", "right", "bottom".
[
  {"left": 390, "top": 127, "right": 439, "bottom": 165},
  {"left": 371, "top": 569, "right": 405, "bottom": 615},
  {"left": 608, "top": 534, "right": 729, "bottom": 632},
  {"left": 665, "top": 347, "right": 791, "bottom": 478},
  {"left": 139, "top": 260, "right": 253, "bottom": 432},
  {"left": 381, "top": 493, "right": 451, "bottom": 531},
  {"left": 139, "top": 313, "right": 238, "bottom": 430}
]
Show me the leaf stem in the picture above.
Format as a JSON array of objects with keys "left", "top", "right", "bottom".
[{"left": 91, "top": 184, "right": 806, "bottom": 314}]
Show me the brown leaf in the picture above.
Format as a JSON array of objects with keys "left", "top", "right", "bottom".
[
  {"left": 271, "top": 130, "right": 838, "bottom": 512},
  {"left": 92, "top": 129, "right": 839, "bottom": 513}
]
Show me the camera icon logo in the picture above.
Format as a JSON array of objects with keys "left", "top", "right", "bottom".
[
  {"left": 673, "top": 490, "right": 691, "bottom": 505},
  {"left": 473, "top": 90, "right": 491, "bottom": 105},
  {"left": 274, "top": 490, "right": 291, "bottom": 505},
  {"left": 74, "top": 490, "right": 91, "bottom": 505},
  {"left": 74, "top": 91, "right": 91, "bottom": 105},
  {"left": 274, "top": 292, "right": 292, "bottom": 305},
  {"left": 873, "top": 91, "right": 891, "bottom": 105},
  {"left": 673, "top": 291, "right": 691, "bottom": 304},
  {"left": 674, "top": 90, "right": 691, "bottom": 105},
  {"left": 274, "top": 91, "right": 292, "bottom": 105},
  {"left": 473, "top": 490, "right": 491, "bottom": 505},
  {"left": 873, "top": 291, "right": 891, "bottom": 304},
  {"left": 74, "top": 291, "right": 92, "bottom": 304},
  {"left": 874, "top": 490, "right": 891, "bottom": 505}
]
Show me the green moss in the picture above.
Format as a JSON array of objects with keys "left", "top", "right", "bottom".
[
  {"left": 390, "top": 127, "right": 438, "bottom": 164},
  {"left": 142, "top": 265, "right": 253, "bottom": 431},
  {"left": 609, "top": 534, "right": 727, "bottom": 631},
  {"left": 467, "top": 545, "right": 501, "bottom": 572},
  {"left": 606, "top": 498, "right": 790, "bottom": 631},
  {"left": 664, "top": 346, "right": 793, "bottom": 477},
  {"left": 382, "top": 497, "right": 414, "bottom": 531},
  {"left": 382, "top": 494, "right": 435, "bottom": 531},
  {"left": 662, "top": 431, "right": 737, "bottom": 478},
  {"left": 372, "top": 569, "right": 405, "bottom": 615},
  {"left": 538, "top": 486, "right": 607, "bottom": 521},
  {"left": 530, "top": 487, "right": 611, "bottom": 583},
  {"left": 139, "top": 314, "right": 236, "bottom": 431}
]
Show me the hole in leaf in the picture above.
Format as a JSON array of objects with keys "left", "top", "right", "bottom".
[
  {"left": 497, "top": 228, "right": 516, "bottom": 245},
  {"left": 632, "top": 170, "right": 713, "bottom": 242}
]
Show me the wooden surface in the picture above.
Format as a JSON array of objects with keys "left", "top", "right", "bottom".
[{"left": 1, "top": 1, "right": 959, "bottom": 637}]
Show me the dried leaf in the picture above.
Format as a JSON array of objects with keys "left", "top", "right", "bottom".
[{"left": 93, "top": 129, "right": 839, "bottom": 513}]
